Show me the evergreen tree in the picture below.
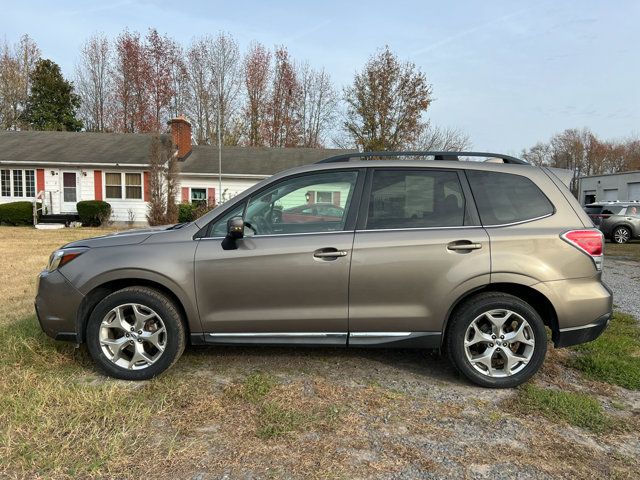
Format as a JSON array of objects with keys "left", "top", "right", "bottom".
[{"left": 24, "top": 58, "right": 83, "bottom": 131}]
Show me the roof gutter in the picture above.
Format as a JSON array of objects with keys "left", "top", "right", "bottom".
[
  {"left": 177, "top": 172, "right": 270, "bottom": 179},
  {"left": 0, "top": 160, "right": 150, "bottom": 168}
]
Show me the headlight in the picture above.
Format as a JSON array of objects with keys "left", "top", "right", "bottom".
[{"left": 47, "top": 248, "right": 88, "bottom": 272}]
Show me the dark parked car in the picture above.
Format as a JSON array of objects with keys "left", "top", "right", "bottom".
[
  {"left": 36, "top": 151, "right": 611, "bottom": 388},
  {"left": 584, "top": 201, "right": 640, "bottom": 243}
]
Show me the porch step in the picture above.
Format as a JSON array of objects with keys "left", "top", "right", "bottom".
[
  {"left": 35, "top": 223, "right": 65, "bottom": 230},
  {"left": 39, "top": 214, "right": 80, "bottom": 225}
]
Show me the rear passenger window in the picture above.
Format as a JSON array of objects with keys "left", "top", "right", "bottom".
[
  {"left": 365, "top": 170, "right": 466, "bottom": 229},
  {"left": 466, "top": 171, "right": 554, "bottom": 225}
]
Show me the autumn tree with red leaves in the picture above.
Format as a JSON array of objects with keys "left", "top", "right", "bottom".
[
  {"left": 243, "top": 42, "right": 270, "bottom": 147},
  {"left": 266, "top": 46, "right": 300, "bottom": 147}
]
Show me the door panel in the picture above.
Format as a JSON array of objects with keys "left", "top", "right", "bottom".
[
  {"left": 349, "top": 228, "right": 490, "bottom": 333},
  {"left": 194, "top": 232, "right": 354, "bottom": 335}
]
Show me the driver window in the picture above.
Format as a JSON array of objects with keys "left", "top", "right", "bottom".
[{"left": 245, "top": 171, "right": 358, "bottom": 235}]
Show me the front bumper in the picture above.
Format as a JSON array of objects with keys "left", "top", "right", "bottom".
[
  {"left": 35, "top": 269, "right": 84, "bottom": 342},
  {"left": 554, "top": 312, "right": 611, "bottom": 348}
]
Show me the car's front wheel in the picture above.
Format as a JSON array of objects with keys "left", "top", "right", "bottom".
[
  {"left": 446, "top": 292, "right": 547, "bottom": 388},
  {"left": 612, "top": 226, "right": 631, "bottom": 244},
  {"left": 86, "top": 286, "right": 186, "bottom": 380}
]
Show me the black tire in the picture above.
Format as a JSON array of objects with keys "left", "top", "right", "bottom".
[
  {"left": 86, "top": 286, "right": 186, "bottom": 380},
  {"left": 612, "top": 226, "right": 631, "bottom": 244},
  {"left": 446, "top": 292, "right": 547, "bottom": 388}
]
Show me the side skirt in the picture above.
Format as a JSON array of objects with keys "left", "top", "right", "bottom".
[{"left": 195, "top": 332, "right": 442, "bottom": 349}]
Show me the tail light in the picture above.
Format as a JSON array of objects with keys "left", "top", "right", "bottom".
[{"left": 561, "top": 230, "right": 604, "bottom": 271}]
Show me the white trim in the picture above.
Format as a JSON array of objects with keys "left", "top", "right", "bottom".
[{"left": 179, "top": 172, "right": 270, "bottom": 179}]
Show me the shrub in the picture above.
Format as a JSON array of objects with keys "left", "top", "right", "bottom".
[
  {"left": 178, "top": 202, "right": 215, "bottom": 223},
  {"left": 76, "top": 200, "right": 111, "bottom": 226},
  {"left": 0, "top": 201, "right": 40, "bottom": 225}
]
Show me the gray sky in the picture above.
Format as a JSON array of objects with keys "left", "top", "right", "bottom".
[{"left": 2, "top": 0, "right": 638, "bottom": 153}]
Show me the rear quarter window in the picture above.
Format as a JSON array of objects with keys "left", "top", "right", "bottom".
[{"left": 466, "top": 170, "right": 554, "bottom": 226}]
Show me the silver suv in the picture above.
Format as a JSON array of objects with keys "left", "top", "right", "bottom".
[
  {"left": 35, "top": 152, "right": 612, "bottom": 388},
  {"left": 584, "top": 201, "right": 640, "bottom": 244}
]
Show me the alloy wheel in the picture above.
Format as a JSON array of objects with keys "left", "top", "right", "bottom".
[
  {"left": 463, "top": 309, "right": 535, "bottom": 378},
  {"left": 99, "top": 303, "right": 167, "bottom": 370},
  {"left": 613, "top": 227, "right": 630, "bottom": 244}
]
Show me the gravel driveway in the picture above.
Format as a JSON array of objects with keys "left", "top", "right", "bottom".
[{"left": 603, "top": 257, "right": 640, "bottom": 318}]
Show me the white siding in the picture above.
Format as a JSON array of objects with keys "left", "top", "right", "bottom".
[
  {"left": 177, "top": 175, "right": 264, "bottom": 205},
  {"left": 101, "top": 170, "right": 148, "bottom": 223}
]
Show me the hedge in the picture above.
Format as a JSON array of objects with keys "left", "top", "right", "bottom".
[
  {"left": 76, "top": 200, "right": 112, "bottom": 226},
  {"left": 178, "top": 202, "right": 215, "bottom": 223},
  {"left": 0, "top": 201, "right": 40, "bottom": 226}
]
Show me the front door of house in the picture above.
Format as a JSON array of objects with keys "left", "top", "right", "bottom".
[{"left": 61, "top": 171, "right": 79, "bottom": 212}]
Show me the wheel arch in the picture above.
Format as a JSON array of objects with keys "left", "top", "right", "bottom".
[
  {"left": 441, "top": 282, "right": 559, "bottom": 348},
  {"left": 75, "top": 277, "right": 196, "bottom": 344}
]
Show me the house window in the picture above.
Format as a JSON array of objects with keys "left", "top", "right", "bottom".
[
  {"left": 191, "top": 188, "right": 206, "bottom": 205},
  {"left": 316, "top": 191, "right": 333, "bottom": 203},
  {"left": 105, "top": 172, "right": 143, "bottom": 200},
  {"left": 125, "top": 173, "right": 142, "bottom": 199},
  {"left": 25, "top": 170, "right": 35, "bottom": 197},
  {"left": 1, "top": 170, "right": 9, "bottom": 197},
  {"left": 105, "top": 173, "right": 122, "bottom": 199},
  {"left": 12, "top": 170, "right": 23, "bottom": 197}
]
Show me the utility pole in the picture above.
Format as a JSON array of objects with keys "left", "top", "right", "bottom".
[{"left": 217, "top": 94, "right": 222, "bottom": 205}]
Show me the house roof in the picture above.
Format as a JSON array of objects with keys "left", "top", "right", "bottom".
[
  {"left": 179, "top": 145, "right": 354, "bottom": 176},
  {"left": 0, "top": 131, "right": 160, "bottom": 166},
  {"left": 0, "top": 131, "right": 354, "bottom": 175}
]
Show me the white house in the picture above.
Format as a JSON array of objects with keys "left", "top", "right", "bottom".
[{"left": 0, "top": 117, "right": 352, "bottom": 225}]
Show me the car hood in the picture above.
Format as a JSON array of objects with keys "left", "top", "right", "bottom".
[{"left": 62, "top": 224, "right": 182, "bottom": 248}]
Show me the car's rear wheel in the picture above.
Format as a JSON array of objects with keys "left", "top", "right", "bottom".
[
  {"left": 446, "top": 292, "right": 547, "bottom": 388},
  {"left": 612, "top": 226, "right": 631, "bottom": 244},
  {"left": 86, "top": 286, "right": 185, "bottom": 380}
]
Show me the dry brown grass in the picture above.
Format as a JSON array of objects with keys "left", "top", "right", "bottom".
[
  {"left": 605, "top": 240, "right": 640, "bottom": 261},
  {"left": 0, "top": 226, "right": 120, "bottom": 326}
]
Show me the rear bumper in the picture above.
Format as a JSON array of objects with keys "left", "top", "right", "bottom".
[
  {"left": 532, "top": 276, "right": 613, "bottom": 348},
  {"left": 35, "top": 269, "right": 84, "bottom": 342},
  {"left": 554, "top": 312, "right": 611, "bottom": 348}
]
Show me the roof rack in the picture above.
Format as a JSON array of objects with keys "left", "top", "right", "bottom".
[{"left": 315, "top": 151, "right": 529, "bottom": 165}]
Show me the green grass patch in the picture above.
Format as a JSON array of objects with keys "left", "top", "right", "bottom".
[
  {"left": 231, "top": 371, "right": 277, "bottom": 404},
  {"left": 515, "top": 384, "right": 614, "bottom": 433},
  {"left": 570, "top": 312, "right": 640, "bottom": 390}
]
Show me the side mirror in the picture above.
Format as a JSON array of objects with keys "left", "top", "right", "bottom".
[
  {"left": 221, "top": 216, "right": 244, "bottom": 250},
  {"left": 227, "top": 216, "right": 245, "bottom": 239}
]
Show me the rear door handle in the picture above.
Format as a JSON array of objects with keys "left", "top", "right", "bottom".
[
  {"left": 313, "top": 249, "right": 348, "bottom": 259},
  {"left": 447, "top": 242, "right": 482, "bottom": 251}
]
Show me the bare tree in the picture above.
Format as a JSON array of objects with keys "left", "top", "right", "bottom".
[
  {"left": 0, "top": 34, "right": 40, "bottom": 129},
  {"left": 298, "top": 63, "right": 337, "bottom": 147},
  {"left": 75, "top": 34, "right": 112, "bottom": 131},
  {"left": 147, "top": 134, "right": 177, "bottom": 225},
  {"left": 266, "top": 46, "right": 300, "bottom": 147},
  {"left": 208, "top": 32, "right": 241, "bottom": 146},
  {"left": 243, "top": 42, "right": 270, "bottom": 146},
  {"left": 343, "top": 46, "right": 433, "bottom": 151},
  {"left": 185, "top": 37, "right": 215, "bottom": 144},
  {"left": 412, "top": 122, "right": 471, "bottom": 151},
  {"left": 168, "top": 43, "right": 189, "bottom": 119}
]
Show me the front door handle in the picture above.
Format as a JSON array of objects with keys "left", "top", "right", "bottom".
[
  {"left": 313, "top": 249, "right": 348, "bottom": 259},
  {"left": 447, "top": 242, "right": 482, "bottom": 251}
]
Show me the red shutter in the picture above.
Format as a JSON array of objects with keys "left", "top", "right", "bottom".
[
  {"left": 94, "top": 170, "right": 103, "bottom": 200},
  {"left": 332, "top": 191, "right": 341, "bottom": 206},
  {"left": 36, "top": 168, "right": 45, "bottom": 193},
  {"left": 143, "top": 171, "right": 150, "bottom": 201},
  {"left": 207, "top": 188, "right": 215, "bottom": 206},
  {"left": 181, "top": 187, "right": 189, "bottom": 203}
]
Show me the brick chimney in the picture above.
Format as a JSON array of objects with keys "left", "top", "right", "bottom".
[{"left": 168, "top": 115, "right": 192, "bottom": 160}]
